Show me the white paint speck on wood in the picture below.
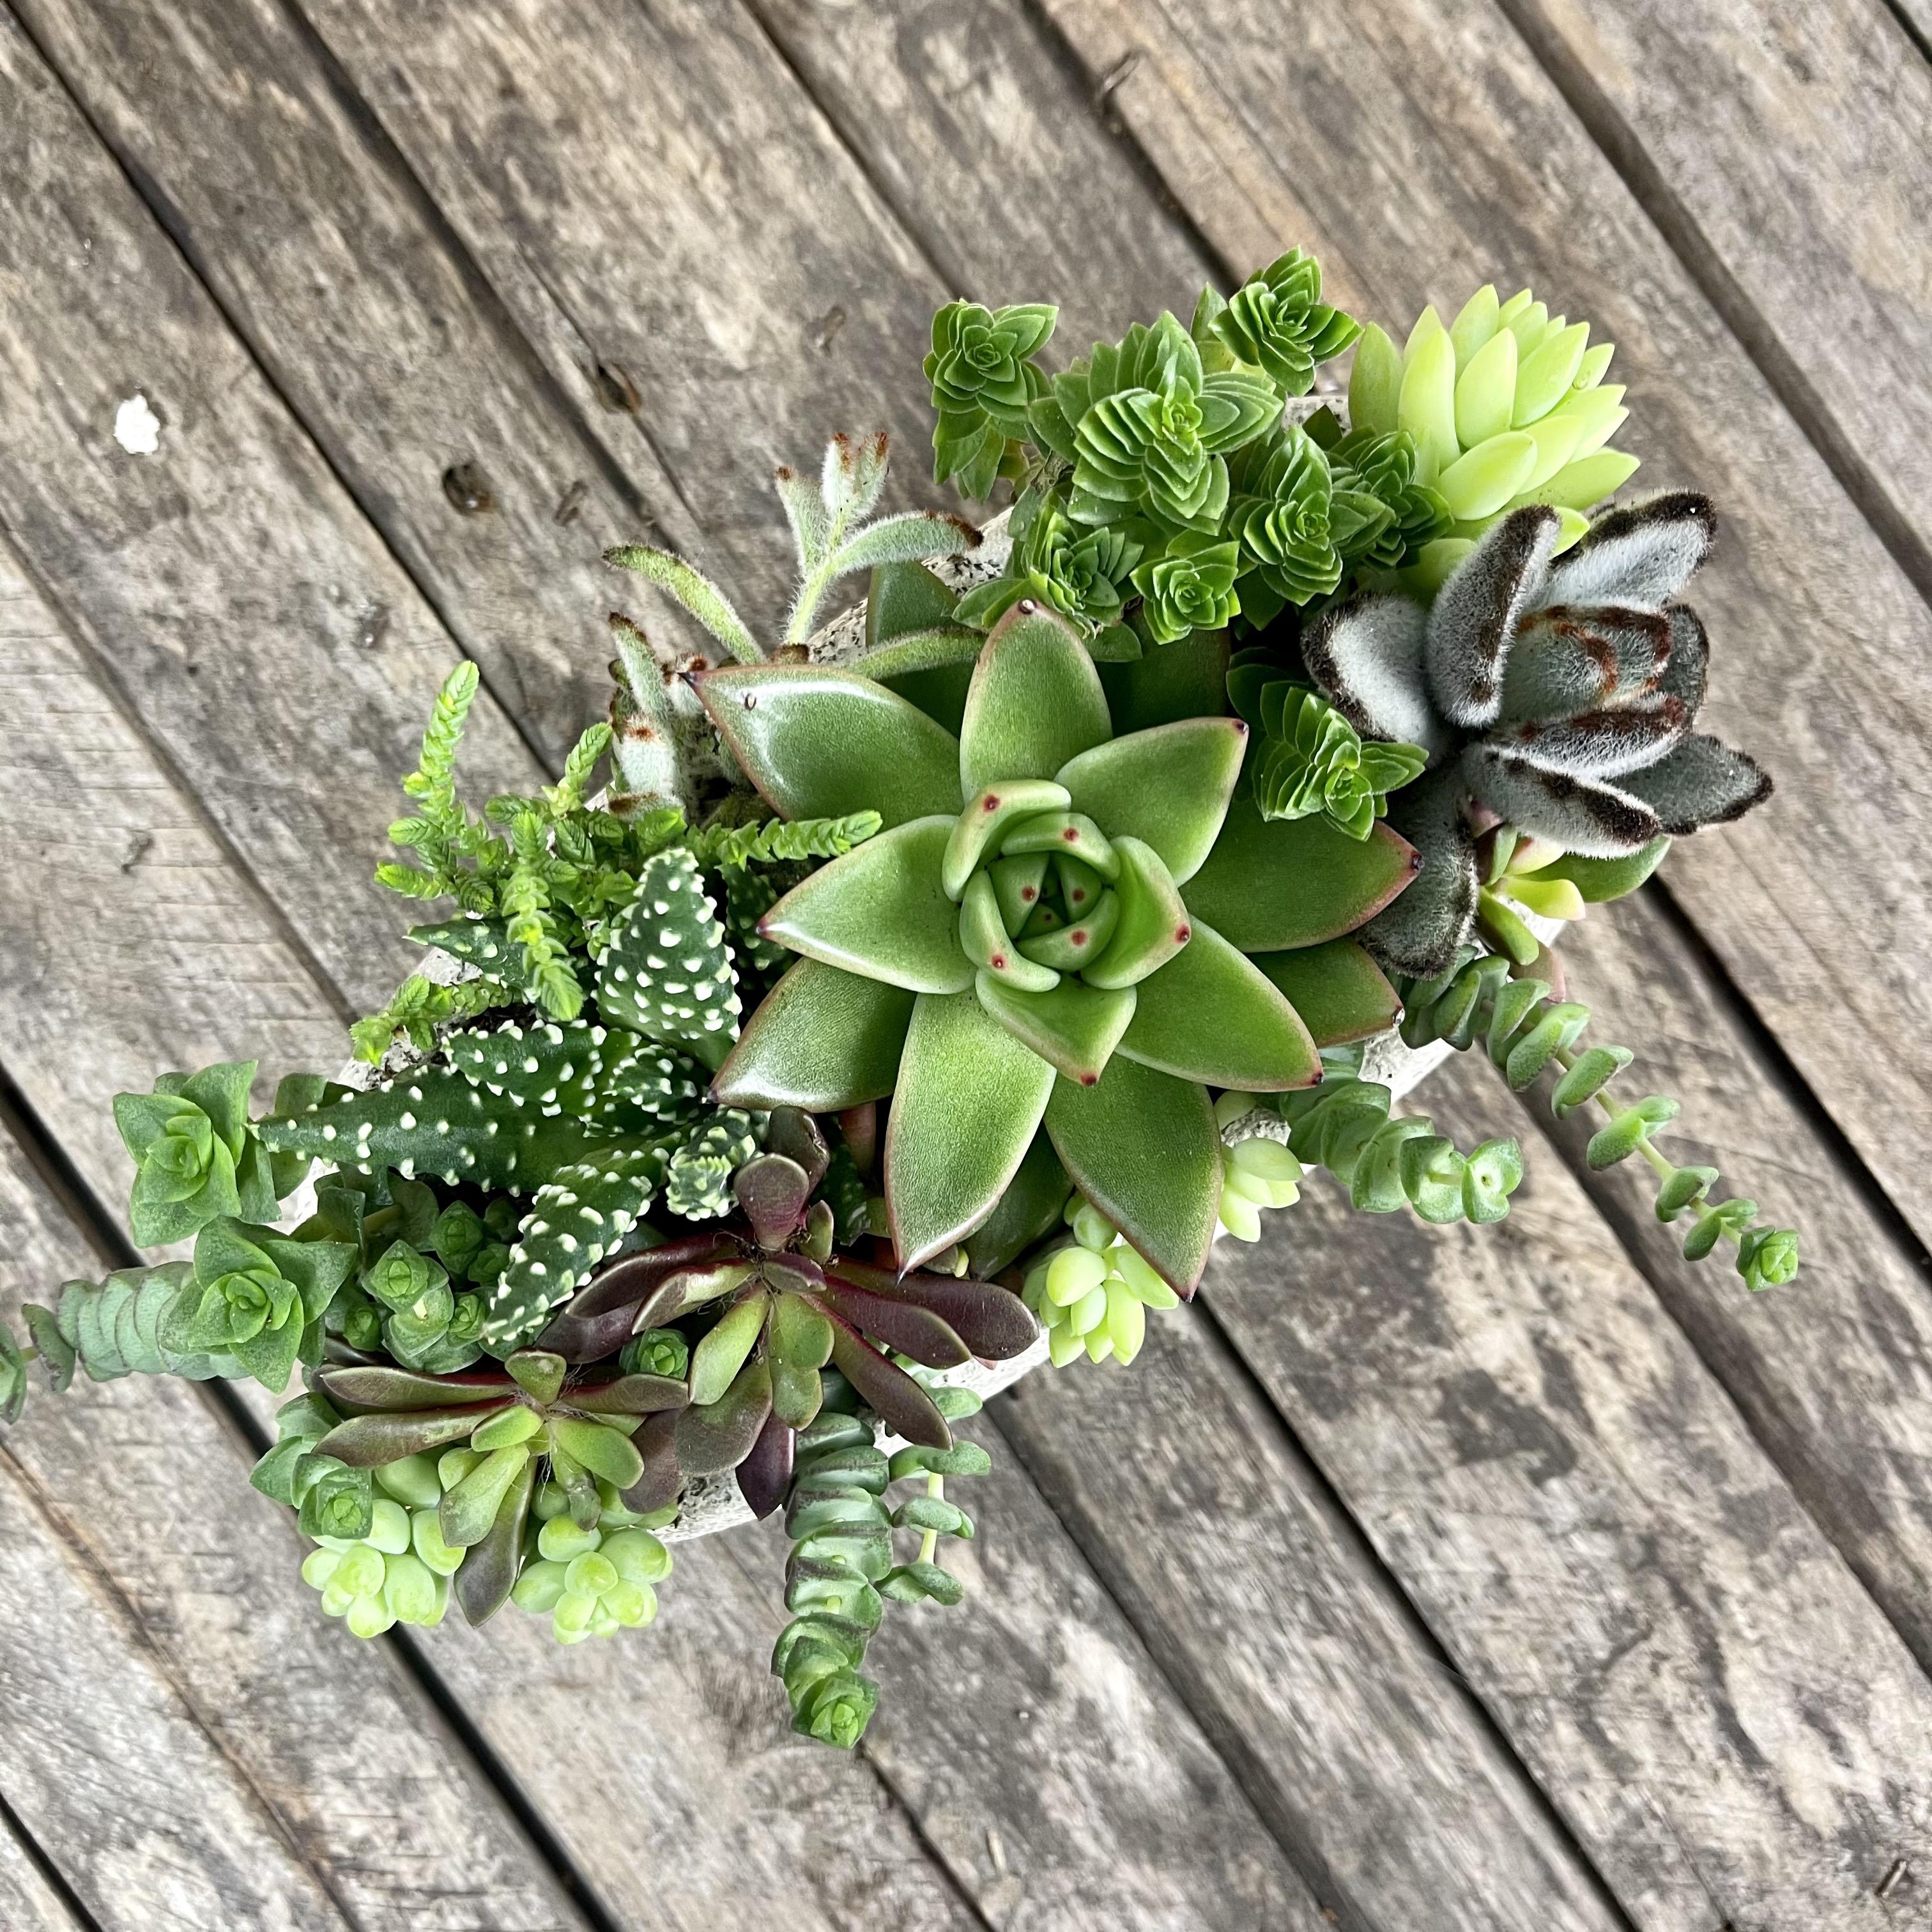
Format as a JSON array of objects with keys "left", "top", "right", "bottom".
[{"left": 112, "top": 392, "right": 160, "bottom": 454}]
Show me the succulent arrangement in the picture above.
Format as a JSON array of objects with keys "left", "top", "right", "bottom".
[{"left": 0, "top": 252, "right": 1798, "bottom": 1749}]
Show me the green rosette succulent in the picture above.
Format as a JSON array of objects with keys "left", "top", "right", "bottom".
[
  {"left": 698, "top": 602, "right": 1420, "bottom": 1289},
  {"left": 1029, "top": 311, "right": 1281, "bottom": 537},
  {"left": 158, "top": 1217, "right": 357, "bottom": 1392},
  {"left": 1200, "top": 247, "right": 1362, "bottom": 395},
  {"left": 1349, "top": 284, "right": 1637, "bottom": 590},
  {"left": 954, "top": 494, "right": 1144, "bottom": 641},
  {"left": 112, "top": 1061, "right": 297, "bottom": 1246},
  {"left": 924, "top": 300, "right": 1058, "bottom": 498}
]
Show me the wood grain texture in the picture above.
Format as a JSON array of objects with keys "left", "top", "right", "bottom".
[
  {"left": 0, "top": 1804, "right": 85, "bottom": 1932},
  {"left": 1208, "top": 1052, "right": 1932, "bottom": 1931},
  {"left": 0, "top": 1146, "right": 357, "bottom": 1932},
  {"left": 987, "top": 1328, "right": 1621, "bottom": 1929},
  {"left": 299, "top": 0, "right": 953, "bottom": 633},
  {"left": 0, "top": 4, "right": 533, "bottom": 1021},
  {"left": 1503, "top": 0, "right": 1932, "bottom": 583},
  {"left": 1038, "top": 0, "right": 1932, "bottom": 1261},
  {"left": 8, "top": 0, "right": 709, "bottom": 769}
]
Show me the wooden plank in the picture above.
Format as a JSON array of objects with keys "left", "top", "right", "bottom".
[
  {"left": 298, "top": 0, "right": 953, "bottom": 627},
  {"left": 0, "top": 1144, "right": 358, "bottom": 1932},
  {"left": 987, "top": 1324, "right": 1623, "bottom": 1929},
  {"left": 7, "top": 0, "right": 711, "bottom": 770},
  {"left": 746, "top": 0, "right": 1225, "bottom": 348},
  {"left": 0, "top": 3, "right": 532, "bottom": 1022},
  {"left": 0, "top": 47, "right": 1337, "bottom": 1922},
  {"left": 1036, "top": 0, "right": 1932, "bottom": 1265},
  {"left": 0, "top": 545, "right": 589, "bottom": 1931},
  {"left": 0, "top": 1804, "right": 85, "bottom": 1932},
  {"left": 1206, "top": 1057, "right": 1932, "bottom": 1931},
  {"left": 1498, "top": 0, "right": 1932, "bottom": 596},
  {"left": 1533, "top": 888, "right": 1932, "bottom": 1680}
]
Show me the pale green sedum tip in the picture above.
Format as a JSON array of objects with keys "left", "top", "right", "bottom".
[
  {"left": 1349, "top": 284, "right": 1638, "bottom": 594},
  {"left": 1023, "top": 1195, "right": 1182, "bottom": 1367}
]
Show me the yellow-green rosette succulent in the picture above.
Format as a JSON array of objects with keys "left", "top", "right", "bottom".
[
  {"left": 1349, "top": 285, "right": 1638, "bottom": 592},
  {"left": 699, "top": 603, "right": 1421, "bottom": 1292}
]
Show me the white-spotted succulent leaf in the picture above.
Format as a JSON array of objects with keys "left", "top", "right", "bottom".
[
  {"left": 595, "top": 850, "right": 742, "bottom": 1072},
  {"left": 663, "top": 1110, "right": 763, "bottom": 1220},
  {"left": 483, "top": 1144, "right": 670, "bottom": 1349}
]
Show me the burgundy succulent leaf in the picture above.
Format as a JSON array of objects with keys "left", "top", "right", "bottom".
[
  {"left": 737, "top": 1407, "right": 797, "bottom": 1521},
  {"left": 824, "top": 1314, "right": 951, "bottom": 1449},
  {"left": 735, "top": 1153, "right": 814, "bottom": 1250},
  {"left": 811, "top": 1281, "right": 972, "bottom": 1370},
  {"left": 454, "top": 1457, "right": 535, "bottom": 1628},
  {"left": 316, "top": 1404, "right": 506, "bottom": 1467},
  {"left": 622, "top": 1409, "right": 685, "bottom": 1516},
  {"left": 827, "top": 1259, "right": 1039, "bottom": 1361}
]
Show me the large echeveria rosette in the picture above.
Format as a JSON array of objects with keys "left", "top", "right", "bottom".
[{"left": 696, "top": 604, "right": 1419, "bottom": 1292}]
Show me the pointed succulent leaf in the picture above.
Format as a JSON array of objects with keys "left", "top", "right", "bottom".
[
  {"left": 1362, "top": 768, "right": 1482, "bottom": 974},
  {"left": 1300, "top": 594, "right": 1449, "bottom": 755},
  {"left": 827, "top": 1257, "right": 1039, "bottom": 1361},
  {"left": 1425, "top": 507, "right": 1561, "bottom": 728},
  {"left": 455, "top": 1456, "right": 535, "bottom": 1627},
  {"left": 1655, "top": 606, "right": 1709, "bottom": 712},
  {"left": 866, "top": 560, "right": 960, "bottom": 648},
  {"left": 1499, "top": 605, "right": 1671, "bottom": 722},
  {"left": 960, "top": 870, "right": 1059, "bottom": 991},
  {"left": 738, "top": 1410, "right": 797, "bottom": 1521},
  {"left": 567, "top": 1372, "right": 689, "bottom": 1415},
  {"left": 606, "top": 544, "right": 760, "bottom": 663},
  {"left": 997, "top": 809, "right": 1119, "bottom": 880},
  {"left": 1098, "top": 625, "right": 1230, "bottom": 733},
  {"left": 675, "top": 1356, "right": 775, "bottom": 1475},
  {"left": 821, "top": 511, "right": 980, "bottom": 586},
  {"left": 621, "top": 1410, "right": 686, "bottom": 1517},
  {"left": 975, "top": 972, "right": 1137, "bottom": 1085},
  {"left": 813, "top": 1282, "right": 971, "bottom": 1370},
  {"left": 1015, "top": 889, "right": 1120, "bottom": 970},
  {"left": 1533, "top": 836, "right": 1671, "bottom": 903},
  {"left": 1515, "top": 449, "right": 1641, "bottom": 513},
  {"left": 1542, "top": 492, "right": 1715, "bottom": 608},
  {"left": 1462, "top": 746, "right": 1662, "bottom": 857},
  {"left": 958, "top": 605, "right": 1111, "bottom": 796},
  {"left": 943, "top": 780, "right": 1072, "bottom": 899},
  {"left": 318, "top": 1363, "right": 512, "bottom": 1411},
  {"left": 595, "top": 850, "right": 741, "bottom": 1067},
  {"left": 884, "top": 990, "right": 1057, "bottom": 1271},
  {"left": 1118, "top": 922, "right": 1319, "bottom": 1091},
  {"left": 1054, "top": 716, "right": 1246, "bottom": 885},
  {"left": 712, "top": 958, "right": 913, "bottom": 1112},
  {"left": 759, "top": 816, "right": 970, "bottom": 995},
  {"left": 852, "top": 627, "right": 983, "bottom": 686},
  {"left": 482, "top": 1144, "right": 664, "bottom": 1349},
  {"left": 1084, "top": 834, "right": 1192, "bottom": 989},
  {"left": 1347, "top": 322, "right": 1404, "bottom": 438},
  {"left": 1616, "top": 734, "right": 1772, "bottom": 834},
  {"left": 694, "top": 664, "right": 962, "bottom": 828},
  {"left": 1045, "top": 1057, "right": 1218, "bottom": 1295},
  {"left": 317, "top": 1405, "right": 503, "bottom": 1468},
  {"left": 1253, "top": 939, "right": 1402, "bottom": 1046},
  {"left": 549, "top": 1416, "right": 647, "bottom": 1491},
  {"left": 1182, "top": 798, "right": 1420, "bottom": 951},
  {"left": 824, "top": 1317, "right": 951, "bottom": 1448}
]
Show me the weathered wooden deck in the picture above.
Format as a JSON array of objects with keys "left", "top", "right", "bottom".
[{"left": 1, "top": 2, "right": 1929, "bottom": 1926}]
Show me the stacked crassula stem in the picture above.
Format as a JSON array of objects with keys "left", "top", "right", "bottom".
[{"left": 0, "top": 247, "right": 1798, "bottom": 1753}]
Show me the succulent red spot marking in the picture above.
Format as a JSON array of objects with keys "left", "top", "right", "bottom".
[
  {"left": 1174, "top": 924, "right": 1191, "bottom": 942},
  {"left": 1070, "top": 930, "right": 1089, "bottom": 947},
  {"left": 990, "top": 954, "right": 1007, "bottom": 969},
  {"left": 983, "top": 795, "right": 1000, "bottom": 811},
  {"left": 1021, "top": 887, "right": 1037, "bottom": 902},
  {"left": 1061, "top": 827, "right": 1078, "bottom": 841},
  {"left": 1080, "top": 1073, "right": 1098, "bottom": 1086},
  {"left": 1069, "top": 887, "right": 1087, "bottom": 903}
]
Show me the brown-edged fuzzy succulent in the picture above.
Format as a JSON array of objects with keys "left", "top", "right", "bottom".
[{"left": 1301, "top": 493, "right": 1771, "bottom": 975}]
